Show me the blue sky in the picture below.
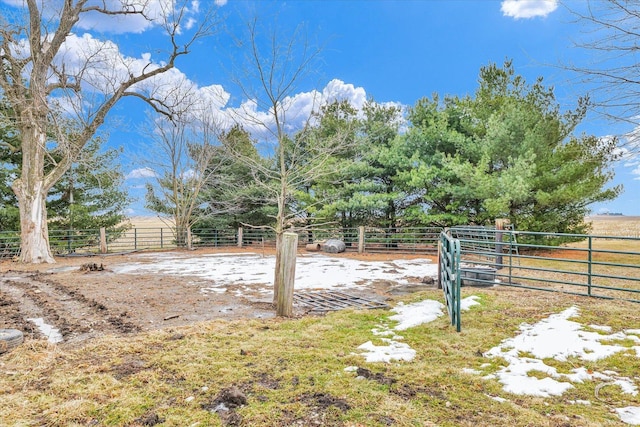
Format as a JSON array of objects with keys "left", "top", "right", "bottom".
[{"left": 3, "top": 0, "right": 639, "bottom": 216}]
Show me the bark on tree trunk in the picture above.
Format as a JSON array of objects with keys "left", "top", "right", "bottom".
[
  {"left": 272, "top": 231, "right": 283, "bottom": 304},
  {"left": 14, "top": 180, "right": 55, "bottom": 263},
  {"left": 13, "top": 124, "right": 57, "bottom": 264}
]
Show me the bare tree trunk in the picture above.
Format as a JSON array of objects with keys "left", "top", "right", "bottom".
[
  {"left": 13, "top": 182, "right": 54, "bottom": 263},
  {"left": 15, "top": 183, "right": 54, "bottom": 263},
  {"left": 12, "top": 126, "right": 56, "bottom": 263}
]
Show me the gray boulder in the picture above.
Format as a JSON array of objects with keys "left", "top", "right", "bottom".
[{"left": 323, "top": 239, "right": 346, "bottom": 254}]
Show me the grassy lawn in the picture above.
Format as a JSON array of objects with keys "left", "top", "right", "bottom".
[{"left": 2, "top": 287, "right": 638, "bottom": 426}]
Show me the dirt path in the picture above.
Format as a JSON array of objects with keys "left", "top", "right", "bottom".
[
  {"left": 0, "top": 271, "right": 139, "bottom": 344},
  {"left": 0, "top": 249, "right": 435, "bottom": 348}
]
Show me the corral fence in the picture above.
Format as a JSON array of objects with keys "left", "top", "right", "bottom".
[
  {"left": 0, "top": 225, "right": 443, "bottom": 257},
  {"left": 3, "top": 223, "right": 639, "bottom": 303},
  {"left": 438, "top": 226, "right": 640, "bottom": 331}
]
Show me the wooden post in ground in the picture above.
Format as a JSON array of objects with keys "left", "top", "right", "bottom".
[
  {"left": 495, "top": 218, "right": 509, "bottom": 270},
  {"left": 99, "top": 227, "right": 107, "bottom": 254},
  {"left": 437, "top": 239, "right": 442, "bottom": 290},
  {"left": 358, "top": 226, "right": 365, "bottom": 254},
  {"left": 237, "top": 227, "right": 243, "bottom": 248},
  {"left": 276, "top": 232, "right": 298, "bottom": 317},
  {"left": 187, "top": 227, "right": 193, "bottom": 250}
]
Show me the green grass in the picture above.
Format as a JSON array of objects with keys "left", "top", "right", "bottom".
[{"left": 1, "top": 289, "right": 639, "bottom": 426}]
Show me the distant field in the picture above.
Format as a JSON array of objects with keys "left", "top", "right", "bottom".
[
  {"left": 587, "top": 215, "right": 640, "bottom": 237},
  {"left": 125, "top": 216, "right": 174, "bottom": 229}
]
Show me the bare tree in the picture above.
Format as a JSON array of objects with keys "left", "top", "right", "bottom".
[
  {"left": 227, "top": 19, "right": 357, "bottom": 314},
  {"left": 0, "top": 0, "right": 216, "bottom": 263},
  {"left": 143, "top": 108, "right": 225, "bottom": 245},
  {"left": 565, "top": 0, "right": 640, "bottom": 152}
]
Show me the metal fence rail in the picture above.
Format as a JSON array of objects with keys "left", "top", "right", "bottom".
[
  {"left": 0, "top": 226, "right": 443, "bottom": 257},
  {"left": 363, "top": 227, "right": 441, "bottom": 254},
  {"left": 0, "top": 231, "right": 20, "bottom": 258},
  {"left": 438, "top": 231, "right": 461, "bottom": 331},
  {"left": 450, "top": 226, "right": 640, "bottom": 303}
]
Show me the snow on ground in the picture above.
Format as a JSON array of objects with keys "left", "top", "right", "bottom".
[
  {"left": 355, "top": 296, "right": 479, "bottom": 363},
  {"left": 113, "top": 252, "right": 438, "bottom": 294},
  {"left": 28, "top": 318, "right": 63, "bottom": 344},
  {"left": 350, "top": 295, "right": 640, "bottom": 425},
  {"left": 476, "top": 306, "right": 640, "bottom": 425}
]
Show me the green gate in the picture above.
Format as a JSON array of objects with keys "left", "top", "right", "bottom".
[{"left": 439, "top": 230, "right": 461, "bottom": 331}]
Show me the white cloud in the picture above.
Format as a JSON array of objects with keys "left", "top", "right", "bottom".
[
  {"left": 322, "top": 79, "right": 367, "bottom": 110},
  {"left": 501, "top": 0, "right": 558, "bottom": 19},
  {"left": 32, "top": 23, "right": 394, "bottom": 146},
  {"left": 126, "top": 167, "right": 157, "bottom": 179},
  {"left": 214, "top": 0, "right": 228, "bottom": 5},
  {"left": 227, "top": 79, "right": 386, "bottom": 142},
  {"left": 633, "top": 165, "right": 640, "bottom": 181}
]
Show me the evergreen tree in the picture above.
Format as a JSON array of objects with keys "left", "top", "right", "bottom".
[
  {"left": 1, "top": 99, "right": 129, "bottom": 242},
  {"left": 313, "top": 101, "right": 408, "bottom": 232},
  {"left": 47, "top": 138, "right": 130, "bottom": 232},
  {"left": 194, "top": 124, "right": 276, "bottom": 234},
  {"left": 403, "top": 61, "right": 621, "bottom": 233}
]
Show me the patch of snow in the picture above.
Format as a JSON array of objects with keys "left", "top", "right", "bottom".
[
  {"left": 485, "top": 394, "right": 507, "bottom": 403},
  {"left": 616, "top": 407, "right": 640, "bottom": 425},
  {"left": 113, "top": 253, "right": 438, "bottom": 293},
  {"left": 569, "top": 400, "right": 591, "bottom": 405},
  {"left": 357, "top": 339, "right": 416, "bottom": 363},
  {"left": 483, "top": 306, "right": 640, "bottom": 401},
  {"left": 371, "top": 328, "right": 396, "bottom": 337},
  {"left": 461, "top": 295, "right": 481, "bottom": 311},
  {"left": 461, "top": 368, "right": 481, "bottom": 375},
  {"left": 389, "top": 300, "right": 444, "bottom": 331},
  {"left": 356, "top": 296, "right": 482, "bottom": 364},
  {"left": 626, "top": 329, "right": 640, "bottom": 335},
  {"left": 484, "top": 307, "right": 629, "bottom": 363},
  {"left": 27, "top": 318, "right": 63, "bottom": 343},
  {"left": 613, "top": 379, "right": 639, "bottom": 396}
]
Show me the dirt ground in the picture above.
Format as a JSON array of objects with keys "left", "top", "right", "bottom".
[{"left": 0, "top": 248, "right": 436, "bottom": 347}]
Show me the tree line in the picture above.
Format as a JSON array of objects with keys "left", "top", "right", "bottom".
[
  {"left": 145, "top": 61, "right": 620, "bottom": 240},
  {"left": 0, "top": 60, "right": 621, "bottom": 249}
]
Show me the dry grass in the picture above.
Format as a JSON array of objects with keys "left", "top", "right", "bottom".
[
  {"left": 1, "top": 288, "right": 638, "bottom": 426},
  {"left": 587, "top": 215, "right": 640, "bottom": 237},
  {"left": 125, "top": 216, "right": 175, "bottom": 229}
]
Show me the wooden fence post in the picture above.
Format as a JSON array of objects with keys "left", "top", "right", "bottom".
[
  {"left": 495, "top": 218, "right": 509, "bottom": 270},
  {"left": 437, "top": 239, "right": 442, "bottom": 290},
  {"left": 277, "top": 232, "right": 298, "bottom": 317},
  {"left": 187, "top": 227, "right": 193, "bottom": 250},
  {"left": 99, "top": 227, "right": 107, "bottom": 254},
  {"left": 237, "top": 227, "right": 243, "bottom": 248},
  {"left": 358, "top": 226, "right": 365, "bottom": 254}
]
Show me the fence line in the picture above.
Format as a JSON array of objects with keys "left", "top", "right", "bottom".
[
  {"left": 4, "top": 224, "right": 640, "bottom": 304},
  {"left": 0, "top": 226, "right": 443, "bottom": 258}
]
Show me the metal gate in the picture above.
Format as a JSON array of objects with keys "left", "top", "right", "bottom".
[{"left": 439, "top": 230, "right": 461, "bottom": 331}]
